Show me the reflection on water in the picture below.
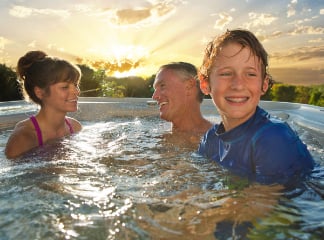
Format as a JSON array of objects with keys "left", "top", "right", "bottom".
[{"left": 0, "top": 115, "right": 323, "bottom": 239}]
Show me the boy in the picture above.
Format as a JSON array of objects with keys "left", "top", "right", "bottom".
[{"left": 198, "top": 29, "right": 314, "bottom": 185}]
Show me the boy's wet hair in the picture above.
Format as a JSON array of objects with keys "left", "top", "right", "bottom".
[{"left": 199, "top": 29, "right": 274, "bottom": 89}]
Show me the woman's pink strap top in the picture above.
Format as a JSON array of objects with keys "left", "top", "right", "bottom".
[
  {"left": 65, "top": 118, "right": 74, "bottom": 134},
  {"left": 30, "top": 116, "right": 74, "bottom": 147},
  {"left": 30, "top": 116, "right": 43, "bottom": 146}
]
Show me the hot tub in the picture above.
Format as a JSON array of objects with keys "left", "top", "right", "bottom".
[{"left": 0, "top": 98, "right": 323, "bottom": 239}]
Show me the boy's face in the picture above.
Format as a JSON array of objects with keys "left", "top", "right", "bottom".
[{"left": 206, "top": 42, "right": 268, "bottom": 130}]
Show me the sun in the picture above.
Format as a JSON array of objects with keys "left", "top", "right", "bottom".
[
  {"left": 86, "top": 44, "right": 150, "bottom": 77},
  {"left": 110, "top": 45, "right": 147, "bottom": 63}
]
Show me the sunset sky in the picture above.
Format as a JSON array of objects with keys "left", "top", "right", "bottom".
[{"left": 0, "top": 0, "right": 323, "bottom": 85}]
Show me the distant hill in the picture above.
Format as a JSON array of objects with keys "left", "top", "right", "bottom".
[{"left": 270, "top": 67, "right": 323, "bottom": 86}]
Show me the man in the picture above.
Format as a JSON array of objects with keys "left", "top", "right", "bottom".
[{"left": 152, "top": 62, "right": 212, "bottom": 136}]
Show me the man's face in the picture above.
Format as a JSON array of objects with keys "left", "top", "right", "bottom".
[{"left": 152, "top": 69, "right": 189, "bottom": 122}]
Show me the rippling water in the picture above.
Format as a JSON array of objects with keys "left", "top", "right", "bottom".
[{"left": 0, "top": 113, "right": 323, "bottom": 239}]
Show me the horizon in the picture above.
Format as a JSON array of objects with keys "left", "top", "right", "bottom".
[{"left": 0, "top": 0, "right": 323, "bottom": 85}]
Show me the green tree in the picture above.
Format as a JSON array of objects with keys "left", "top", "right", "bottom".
[
  {"left": 271, "top": 84, "right": 296, "bottom": 102},
  {"left": 295, "top": 86, "right": 311, "bottom": 104},
  {"left": 309, "top": 86, "right": 324, "bottom": 107},
  {"left": 78, "top": 64, "right": 102, "bottom": 97},
  {"left": 116, "top": 76, "right": 152, "bottom": 97},
  {"left": 1, "top": 62, "right": 323, "bottom": 107},
  {"left": 0, "top": 64, "right": 21, "bottom": 101},
  {"left": 102, "top": 76, "right": 153, "bottom": 98},
  {"left": 146, "top": 74, "right": 156, "bottom": 96},
  {"left": 102, "top": 79, "right": 125, "bottom": 97}
]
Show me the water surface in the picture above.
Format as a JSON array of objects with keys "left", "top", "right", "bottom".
[{"left": 0, "top": 100, "right": 323, "bottom": 239}]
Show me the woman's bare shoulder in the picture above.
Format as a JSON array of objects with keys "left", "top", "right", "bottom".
[
  {"left": 5, "top": 118, "right": 38, "bottom": 159},
  {"left": 67, "top": 117, "right": 82, "bottom": 132}
]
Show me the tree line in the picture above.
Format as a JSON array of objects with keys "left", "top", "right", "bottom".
[{"left": 0, "top": 63, "right": 323, "bottom": 107}]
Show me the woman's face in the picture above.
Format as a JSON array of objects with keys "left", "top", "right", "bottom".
[
  {"left": 206, "top": 42, "right": 268, "bottom": 130},
  {"left": 40, "top": 81, "right": 80, "bottom": 113}
]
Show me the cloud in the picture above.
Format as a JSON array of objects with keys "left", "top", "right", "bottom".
[
  {"left": 114, "top": 8, "right": 152, "bottom": 25},
  {"left": 213, "top": 12, "right": 233, "bottom": 30},
  {"left": 73, "top": 4, "right": 94, "bottom": 13},
  {"left": 289, "top": 25, "right": 324, "bottom": 35},
  {"left": 111, "top": 2, "right": 178, "bottom": 27},
  {"left": 9, "top": 5, "right": 70, "bottom": 19},
  {"left": 0, "top": 37, "right": 11, "bottom": 51},
  {"left": 287, "top": 0, "right": 298, "bottom": 18},
  {"left": 46, "top": 43, "right": 65, "bottom": 53},
  {"left": 0, "top": 37, "right": 12, "bottom": 64},
  {"left": 7, "top": 2, "right": 178, "bottom": 27},
  {"left": 256, "top": 31, "right": 283, "bottom": 42},
  {"left": 9, "top": 5, "right": 32, "bottom": 18},
  {"left": 320, "top": 9, "right": 324, "bottom": 15},
  {"left": 270, "top": 45, "right": 324, "bottom": 64},
  {"left": 76, "top": 44, "right": 150, "bottom": 75},
  {"left": 270, "top": 31, "right": 284, "bottom": 38},
  {"left": 250, "top": 12, "right": 277, "bottom": 26},
  {"left": 76, "top": 57, "right": 145, "bottom": 75},
  {"left": 27, "top": 41, "right": 36, "bottom": 48},
  {"left": 242, "top": 12, "right": 277, "bottom": 29},
  {"left": 74, "top": 1, "right": 179, "bottom": 27},
  {"left": 308, "top": 38, "right": 323, "bottom": 43}
]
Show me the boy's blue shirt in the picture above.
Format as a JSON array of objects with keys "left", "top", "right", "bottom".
[{"left": 198, "top": 106, "right": 315, "bottom": 185}]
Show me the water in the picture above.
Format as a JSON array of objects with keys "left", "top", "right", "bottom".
[{"left": 0, "top": 98, "right": 323, "bottom": 239}]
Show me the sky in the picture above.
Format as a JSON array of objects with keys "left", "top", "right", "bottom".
[{"left": 0, "top": 0, "right": 323, "bottom": 85}]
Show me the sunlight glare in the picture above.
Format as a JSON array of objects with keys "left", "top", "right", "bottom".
[
  {"left": 89, "top": 44, "right": 150, "bottom": 64},
  {"left": 87, "top": 44, "right": 150, "bottom": 76},
  {"left": 110, "top": 45, "right": 148, "bottom": 63}
]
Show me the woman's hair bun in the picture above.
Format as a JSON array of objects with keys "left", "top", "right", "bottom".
[{"left": 17, "top": 50, "right": 47, "bottom": 80}]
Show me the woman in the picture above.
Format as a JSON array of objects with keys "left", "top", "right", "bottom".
[{"left": 5, "top": 50, "right": 82, "bottom": 159}]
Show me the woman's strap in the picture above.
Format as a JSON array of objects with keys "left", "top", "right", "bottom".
[
  {"left": 65, "top": 118, "right": 74, "bottom": 134},
  {"left": 30, "top": 116, "right": 43, "bottom": 146}
]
